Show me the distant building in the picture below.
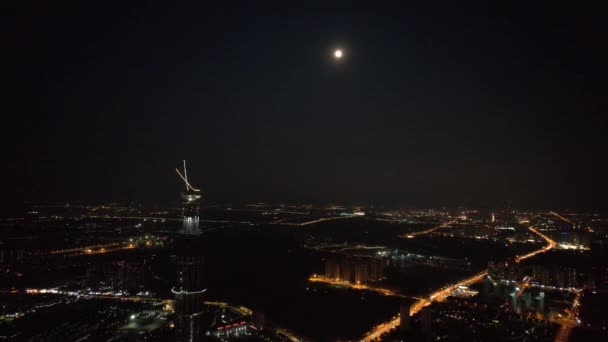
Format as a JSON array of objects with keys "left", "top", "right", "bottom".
[
  {"left": 565, "top": 267, "right": 577, "bottom": 287},
  {"left": 325, "top": 258, "right": 341, "bottom": 280},
  {"left": 420, "top": 307, "right": 433, "bottom": 334},
  {"left": 488, "top": 260, "right": 520, "bottom": 281},
  {"left": 252, "top": 311, "right": 265, "bottom": 331},
  {"left": 107, "top": 260, "right": 144, "bottom": 293},
  {"left": 85, "top": 263, "right": 103, "bottom": 288},
  {"left": 538, "top": 291, "right": 545, "bottom": 314},
  {"left": 212, "top": 320, "right": 249, "bottom": 339},
  {"left": 488, "top": 261, "right": 507, "bottom": 280},
  {"left": 324, "top": 255, "right": 384, "bottom": 284},
  {"left": 531, "top": 264, "right": 577, "bottom": 288},
  {"left": 452, "top": 285, "right": 479, "bottom": 298},
  {"left": 400, "top": 304, "right": 410, "bottom": 332},
  {"left": 510, "top": 292, "right": 520, "bottom": 314}
]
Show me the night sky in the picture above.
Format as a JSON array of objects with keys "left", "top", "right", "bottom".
[{"left": 5, "top": 2, "right": 608, "bottom": 213}]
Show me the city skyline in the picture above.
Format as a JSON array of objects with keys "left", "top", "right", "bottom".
[
  {"left": 2, "top": 196, "right": 604, "bottom": 341},
  {"left": 4, "top": 2, "right": 608, "bottom": 342}
]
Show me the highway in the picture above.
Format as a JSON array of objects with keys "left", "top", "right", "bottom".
[
  {"left": 399, "top": 220, "right": 456, "bottom": 238},
  {"left": 280, "top": 215, "right": 362, "bottom": 226},
  {"left": 515, "top": 227, "right": 557, "bottom": 263},
  {"left": 276, "top": 328, "right": 304, "bottom": 342},
  {"left": 362, "top": 225, "right": 558, "bottom": 341},
  {"left": 362, "top": 270, "right": 487, "bottom": 341},
  {"left": 549, "top": 211, "right": 575, "bottom": 226},
  {"left": 553, "top": 290, "right": 580, "bottom": 342},
  {"left": 308, "top": 276, "right": 422, "bottom": 300},
  {"left": 51, "top": 242, "right": 136, "bottom": 256}
]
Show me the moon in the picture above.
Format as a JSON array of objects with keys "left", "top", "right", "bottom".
[{"left": 333, "top": 49, "right": 343, "bottom": 59}]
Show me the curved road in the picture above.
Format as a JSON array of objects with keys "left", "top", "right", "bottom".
[{"left": 362, "top": 225, "right": 557, "bottom": 341}]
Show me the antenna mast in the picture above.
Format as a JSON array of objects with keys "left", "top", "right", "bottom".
[
  {"left": 183, "top": 160, "right": 189, "bottom": 191},
  {"left": 175, "top": 160, "right": 201, "bottom": 192}
]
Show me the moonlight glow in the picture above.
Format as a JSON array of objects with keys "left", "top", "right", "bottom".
[{"left": 333, "top": 49, "right": 343, "bottom": 59}]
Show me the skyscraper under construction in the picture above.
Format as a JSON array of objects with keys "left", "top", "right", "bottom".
[{"left": 173, "top": 161, "right": 205, "bottom": 342}]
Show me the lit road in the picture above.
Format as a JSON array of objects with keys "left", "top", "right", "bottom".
[
  {"left": 516, "top": 226, "right": 578, "bottom": 342},
  {"left": 363, "top": 225, "right": 557, "bottom": 341},
  {"left": 338, "top": 245, "right": 386, "bottom": 252},
  {"left": 549, "top": 211, "right": 575, "bottom": 225},
  {"left": 362, "top": 270, "right": 487, "bottom": 341},
  {"left": 308, "top": 276, "right": 422, "bottom": 300},
  {"left": 203, "top": 301, "right": 252, "bottom": 316},
  {"left": 515, "top": 227, "right": 557, "bottom": 263},
  {"left": 399, "top": 220, "right": 456, "bottom": 238},
  {"left": 515, "top": 276, "right": 532, "bottom": 297},
  {"left": 51, "top": 242, "right": 136, "bottom": 256},
  {"left": 549, "top": 289, "right": 581, "bottom": 342},
  {"left": 303, "top": 243, "right": 386, "bottom": 254},
  {"left": 552, "top": 292, "right": 580, "bottom": 342},
  {"left": 276, "top": 328, "right": 303, "bottom": 342},
  {"left": 554, "top": 321, "right": 575, "bottom": 342},
  {"left": 281, "top": 215, "right": 362, "bottom": 226}
]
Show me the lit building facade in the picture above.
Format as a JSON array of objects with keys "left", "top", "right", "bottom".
[
  {"left": 324, "top": 255, "right": 384, "bottom": 284},
  {"left": 174, "top": 162, "right": 206, "bottom": 342}
]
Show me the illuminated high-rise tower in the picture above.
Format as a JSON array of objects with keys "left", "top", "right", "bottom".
[
  {"left": 175, "top": 160, "right": 202, "bottom": 235},
  {"left": 173, "top": 161, "right": 206, "bottom": 342}
]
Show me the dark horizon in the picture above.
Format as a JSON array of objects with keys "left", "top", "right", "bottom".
[{"left": 5, "top": 2, "right": 608, "bottom": 215}]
